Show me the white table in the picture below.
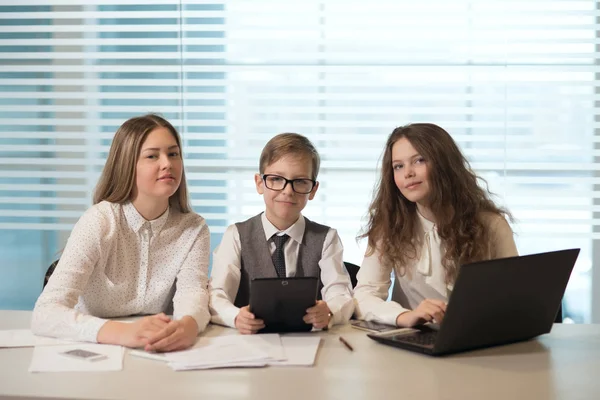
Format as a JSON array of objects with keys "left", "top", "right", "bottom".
[{"left": 1, "top": 310, "right": 599, "bottom": 400}]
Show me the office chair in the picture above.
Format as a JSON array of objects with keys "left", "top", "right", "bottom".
[
  {"left": 43, "top": 259, "right": 59, "bottom": 289},
  {"left": 343, "top": 261, "right": 360, "bottom": 288},
  {"left": 555, "top": 302, "right": 563, "bottom": 323}
]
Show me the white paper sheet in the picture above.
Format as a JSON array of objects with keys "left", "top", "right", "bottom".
[
  {"left": 129, "top": 349, "right": 169, "bottom": 362},
  {"left": 170, "top": 361, "right": 268, "bottom": 371},
  {"left": 269, "top": 336, "right": 321, "bottom": 367},
  {"left": 166, "top": 335, "right": 271, "bottom": 370},
  {"left": 129, "top": 335, "right": 284, "bottom": 368},
  {"left": 239, "top": 333, "right": 286, "bottom": 361},
  {"left": 127, "top": 333, "right": 320, "bottom": 370},
  {"left": 0, "top": 329, "right": 74, "bottom": 348},
  {"left": 28, "top": 343, "right": 124, "bottom": 373}
]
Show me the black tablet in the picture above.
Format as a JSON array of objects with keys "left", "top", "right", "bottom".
[{"left": 249, "top": 277, "right": 318, "bottom": 333}]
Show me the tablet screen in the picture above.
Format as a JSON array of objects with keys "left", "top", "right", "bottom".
[{"left": 249, "top": 277, "right": 319, "bottom": 333}]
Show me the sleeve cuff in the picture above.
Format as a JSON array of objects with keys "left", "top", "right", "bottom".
[
  {"left": 327, "top": 297, "right": 354, "bottom": 326},
  {"left": 181, "top": 309, "right": 211, "bottom": 333},
  {"left": 210, "top": 303, "right": 240, "bottom": 328},
  {"left": 354, "top": 299, "right": 408, "bottom": 327},
  {"left": 85, "top": 317, "right": 110, "bottom": 343},
  {"left": 377, "top": 303, "right": 409, "bottom": 326}
]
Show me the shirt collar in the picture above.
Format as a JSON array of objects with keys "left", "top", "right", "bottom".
[
  {"left": 417, "top": 208, "right": 435, "bottom": 232},
  {"left": 123, "top": 202, "right": 170, "bottom": 235},
  {"left": 261, "top": 212, "right": 305, "bottom": 245},
  {"left": 150, "top": 206, "right": 170, "bottom": 235}
]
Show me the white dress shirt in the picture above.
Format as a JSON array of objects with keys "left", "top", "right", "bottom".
[
  {"left": 353, "top": 211, "right": 518, "bottom": 326},
  {"left": 210, "top": 213, "right": 354, "bottom": 327},
  {"left": 31, "top": 201, "right": 211, "bottom": 343}
]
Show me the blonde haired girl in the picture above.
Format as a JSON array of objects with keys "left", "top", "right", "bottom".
[{"left": 32, "top": 114, "right": 210, "bottom": 352}]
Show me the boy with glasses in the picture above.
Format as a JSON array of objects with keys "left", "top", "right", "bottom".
[{"left": 209, "top": 133, "right": 354, "bottom": 334}]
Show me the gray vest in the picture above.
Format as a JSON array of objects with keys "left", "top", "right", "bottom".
[{"left": 234, "top": 213, "right": 328, "bottom": 307}]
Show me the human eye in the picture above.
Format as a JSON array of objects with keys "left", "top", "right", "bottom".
[
  {"left": 168, "top": 151, "right": 180, "bottom": 157},
  {"left": 268, "top": 175, "right": 284, "bottom": 183},
  {"left": 146, "top": 154, "right": 157, "bottom": 159},
  {"left": 294, "top": 179, "right": 312, "bottom": 190},
  {"left": 415, "top": 156, "right": 425, "bottom": 164},
  {"left": 392, "top": 163, "right": 403, "bottom": 170}
]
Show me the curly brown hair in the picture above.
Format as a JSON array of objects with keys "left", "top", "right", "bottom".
[{"left": 359, "top": 123, "right": 511, "bottom": 284}]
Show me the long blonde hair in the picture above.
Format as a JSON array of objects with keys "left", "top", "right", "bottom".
[
  {"left": 93, "top": 114, "right": 191, "bottom": 213},
  {"left": 359, "top": 123, "right": 511, "bottom": 284}
]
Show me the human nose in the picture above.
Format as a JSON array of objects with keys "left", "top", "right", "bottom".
[
  {"left": 404, "top": 164, "right": 414, "bottom": 178},
  {"left": 160, "top": 154, "right": 172, "bottom": 169}
]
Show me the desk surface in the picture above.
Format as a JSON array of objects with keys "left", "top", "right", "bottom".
[{"left": 1, "top": 310, "right": 599, "bottom": 400}]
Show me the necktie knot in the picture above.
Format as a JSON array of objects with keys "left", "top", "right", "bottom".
[{"left": 272, "top": 234, "right": 289, "bottom": 249}]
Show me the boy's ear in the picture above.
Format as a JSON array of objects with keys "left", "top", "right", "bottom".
[
  {"left": 254, "top": 173, "right": 264, "bottom": 194},
  {"left": 308, "top": 181, "right": 319, "bottom": 200}
]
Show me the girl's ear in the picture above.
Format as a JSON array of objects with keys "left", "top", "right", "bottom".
[
  {"left": 308, "top": 181, "right": 319, "bottom": 200},
  {"left": 254, "top": 173, "right": 264, "bottom": 195}
]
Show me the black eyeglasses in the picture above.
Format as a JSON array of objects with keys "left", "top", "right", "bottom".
[{"left": 262, "top": 174, "right": 316, "bottom": 194}]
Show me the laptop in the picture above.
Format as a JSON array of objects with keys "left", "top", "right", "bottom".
[
  {"left": 249, "top": 277, "right": 318, "bottom": 333},
  {"left": 367, "top": 248, "right": 580, "bottom": 356}
]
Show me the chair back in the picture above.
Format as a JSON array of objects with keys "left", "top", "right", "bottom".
[
  {"left": 44, "top": 259, "right": 59, "bottom": 288},
  {"left": 555, "top": 303, "right": 563, "bottom": 323},
  {"left": 343, "top": 261, "right": 360, "bottom": 288}
]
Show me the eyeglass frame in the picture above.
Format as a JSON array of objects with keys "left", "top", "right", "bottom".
[{"left": 261, "top": 174, "right": 317, "bottom": 194}]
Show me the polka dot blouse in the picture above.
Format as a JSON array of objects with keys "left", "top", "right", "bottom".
[{"left": 31, "top": 201, "right": 211, "bottom": 343}]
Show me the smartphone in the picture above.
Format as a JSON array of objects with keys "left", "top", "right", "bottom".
[
  {"left": 350, "top": 319, "right": 399, "bottom": 333},
  {"left": 60, "top": 348, "right": 108, "bottom": 362}
]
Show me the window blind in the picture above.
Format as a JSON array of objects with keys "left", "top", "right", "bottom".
[{"left": 0, "top": 0, "right": 596, "bottom": 322}]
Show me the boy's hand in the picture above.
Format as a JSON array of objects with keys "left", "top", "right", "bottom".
[
  {"left": 396, "top": 299, "right": 447, "bottom": 328},
  {"left": 304, "top": 300, "right": 332, "bottom": 329},
  {"left": 234, "top": 306, "right": 265, "bottom": 335}
]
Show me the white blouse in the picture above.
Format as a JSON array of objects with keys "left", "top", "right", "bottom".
[
  {"left": 353, "top": 211, "right": 518, "bottom": 326},
  {"left": 31, "top": 201, "right": 211, "bottom": 343}
]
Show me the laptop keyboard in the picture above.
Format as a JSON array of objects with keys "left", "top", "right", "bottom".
[{"left": 392, "top": 331, "right": 437, "bottom": 347}]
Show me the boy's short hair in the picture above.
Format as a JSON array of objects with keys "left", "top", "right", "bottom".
[{"left": 259, "top": 133, "right": 321, "bottom": 180}]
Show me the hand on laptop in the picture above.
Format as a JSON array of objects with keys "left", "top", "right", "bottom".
[
  {"left": 304, "top": 300, "right": 332, "bottom": 329},
  {"left": 235, "top": 306, "right": 265, "bottom": 334},
  {"left": 396, "top": 299, "right": 447, "bottom": 328}
]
